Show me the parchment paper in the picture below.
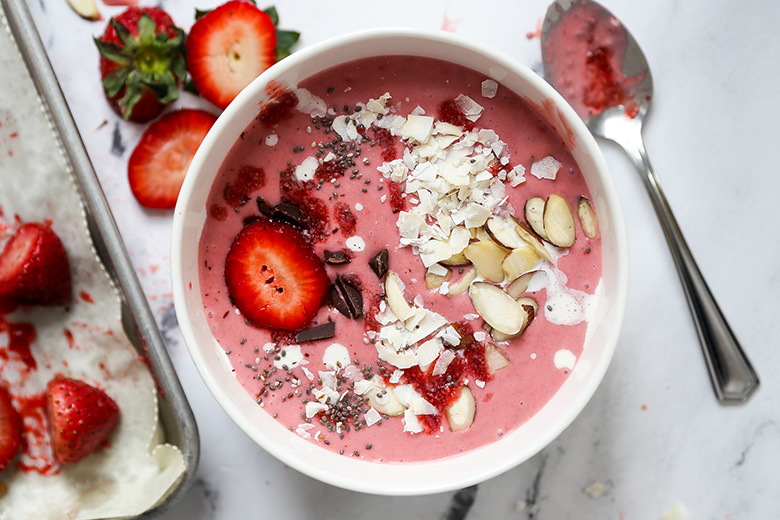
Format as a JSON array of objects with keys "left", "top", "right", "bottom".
[{"left": 0, "top": 5, "right": 185, "bottom": 519}]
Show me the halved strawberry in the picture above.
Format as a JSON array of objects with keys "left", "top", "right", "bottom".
[
  {"left": 0, "top": 386, "right": 22, "bottom": 473},
  {"left": 225, "top": 221, "right": 329, "bottom": 330},
  {"left": 128, "top": 108, "right": 217, "bottom": 209},
  {"left": 95, "top": 7, "right": 187, "bottom": 122},
  {"left": 186, "top": 1, "right": 277, "bottom": 109},
  {"left": 0, "top": 223, "right": 71, "bottom": 311},
  {"left": 46, "top": 376, "right": 120, "bottom": 465}
]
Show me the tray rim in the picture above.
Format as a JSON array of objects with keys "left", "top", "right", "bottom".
[{"left": 0, "top": 0, "right": 200, "bottom": 516}]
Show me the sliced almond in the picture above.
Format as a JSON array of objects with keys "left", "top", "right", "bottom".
[
  {"left": 516, "top": 296, "right": 538, "bottom": 332},
  {"left": 543, "top": 194, "right": 576, "bottom": 248},
  {"left": 501, "top": 246, "right": 540, "bottom": 282},
  {"left": 514, "top": 220, "right": 553, "bottom": 263},
  {"left": 67, "top": 0, "right": 100, "bottom": 20},
  {"left": 365, "top": 386, "right": 406, "bottom": 417},
  {"left": 578, "top": 196, "right": 600, "bottom": 239},
  {"left": 446, "top": 266, "right": 477, "bottom": 296},
  {"left": 385, "top": 271, "right": 413, "bottom": 321},
  {"left": 524, "top": 197, "right": 549, "bottom": 240},
  {"left": 490, "top": 328, "right": 521, "bottom": 342},
  {"left": 473, "top": 226, "right": 493, "bottom": 242},
  {"left": 486, "top": 215, "right": 523, "bottom": 250},
  {"left": 516, "top": 296, "right": 539, "bottom": 316},
  {"left": 506, "top": 271, "right": 536, "bottom": 299},
  {"left": 446, "top": 386, "right": 476, "bottom": 432},
  {"left": 440, "top": 251, "right": 471, "bottom": 266},
  {"left": 468, "top": 282, "right": 526, "bottom": 335},
  {"left": 463, "top": 240, "right": 508, "bottom": 283},
  {"left": 425, "top": 265, "right": 452, "bottom": 290},
  {"left": 485, "top": 343, "right": 511, "bottom": 374}
]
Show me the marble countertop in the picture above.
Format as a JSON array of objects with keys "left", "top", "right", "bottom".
[{"left": 25, "top": 0, "right": 780, "bottom": 518}]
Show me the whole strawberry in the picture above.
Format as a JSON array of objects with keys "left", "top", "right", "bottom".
[
  {"left": 95, "top": 7, "right": 187, "bottom": 123},
  {"left": 46, "top": 376, "right": 120, "bottom": 465},
  {"left": 0, "top": 222, "right": 71, "bottom": 312},
  {"left": 0, "top": 386, "right": 22, "bottom": 473}
]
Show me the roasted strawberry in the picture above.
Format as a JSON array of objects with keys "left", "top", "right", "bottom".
[
  {"left": 128, "top": 108, "right": 217, "bottom": 209},
  {"left": 95, "top": 6, "right": 187, "bottom": 122},
  {"left": 0, "top": 223, "right": 71, "bottom": 311},
  {"left": 46, "top": 376, "right": 120, "bottom": 465},
  {"left": 225, "top": 221, "right": 329, "bottom": 330},
  {"left": 0, "top": 386, "right": 21, "bottom": 473},
  {"left": 186, "top": 1, "right": 277, "bottom": 109}
]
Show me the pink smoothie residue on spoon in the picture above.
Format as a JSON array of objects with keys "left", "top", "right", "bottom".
[{"left": 543, "top": 0, "right": 647, "bottom": 120}]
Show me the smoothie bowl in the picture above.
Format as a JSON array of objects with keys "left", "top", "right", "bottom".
[{"left": 172, "top": 29, "right": 627, "bottom": 495}]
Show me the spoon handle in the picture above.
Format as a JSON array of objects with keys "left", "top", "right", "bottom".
[{"left": 606, "top": 119, "right": 759, "bottom": 403}]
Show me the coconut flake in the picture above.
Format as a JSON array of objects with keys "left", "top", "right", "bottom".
[
  {"left": 481, "top": 79, "right": 498, "bottom": 99},
  {"left": 530, "top": 156, "right": 562, "bottom": 180},
  {"left": 346, "top": 236, "right": 366, "bottom": 252},
  {"left": 295, "top": 156, "right": 318, "bottom": 181}
]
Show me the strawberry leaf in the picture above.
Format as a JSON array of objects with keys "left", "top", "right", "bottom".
[
  {"left": 137, "top": 14, "right": 157, "bottom": 46},
  {"left": 94, "top": 38, "right": 131, "bottom": 65},
  {"left": 109, "top": 18, "right": 136, "bottom": 49},
  {"left": 103, "top": 66, "right": 132, "bottom": 97},
  {"left": 183, "top": 78, "right": 201, "bottom": 96},
  {"left": 263, "top": 6, "right": 299, "bottom": 62},
  {"left": 263, "top": 6, "right": 279, "bottom": 26},
  {"left": 275, "top": 29, "right": 300, "bottom": 61},
  {"left": 194, "top": 8, "right": 211, "bottom": 20}
]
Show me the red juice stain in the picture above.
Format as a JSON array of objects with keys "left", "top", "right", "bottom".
[
  {"left": 381, "top": 146, "right": 398, "bottom": 163},
  {"left": 265, "top": 80, "right": 288, "bottom": 99},
  {"left": 385, "top": 179, "right": 406, "bottom": 214},
  {"left": 438, "top": 98, "right": 475, "bottom": 131},
  {"left": 16, "top": 392, "right": 58, "bottom": 476},
  {"left": 257, "top": 90, "right": 299, "bottom": 128},
  {"left": 279, "top": 169, "right": 330, "bottom": 241},
  {"left": 64, "top": 328, "right": 76, "bottom": 349},
  {"left": 333, "top": 202, "right": 356, "bottom": 236},
  {"left": 363, "top": 295, "right": 383, "bottom": 332},
  {"left": 315, "top": 159, "right": 344, "bottom": 182},
  {"left": 224, "top": 165, "right": 266, "bottom": 206},
  {"left": 271, "top": 329, "right": 297, "bottom": 347},
  {"left": 0, "top": 318, "right": 37, "bottom": 370},
  {"left": 209, "top": 203, "right": 228, "bottom": 221},
  {"left": 582, "top": 45, "right": 625, "bottom": 113},
  {"left": 80, "top": 291, "right": 94, "bottom": 303},
  {"left": 372, "top": 127, "right": 394, "bottom": 148}
]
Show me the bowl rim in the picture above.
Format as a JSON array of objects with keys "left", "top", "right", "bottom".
[{"left": 172, "top": 27, "right": 628, "bottom": 495}]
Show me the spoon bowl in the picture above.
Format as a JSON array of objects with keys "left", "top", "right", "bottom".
[{"left": 541, "top": 0, "right": 759, "bottom": 403}]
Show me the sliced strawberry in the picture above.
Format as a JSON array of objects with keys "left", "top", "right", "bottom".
[
  {"left": 128, "top": 109, "right": 217, "bottom": 209},
  {"left": 0, "top": 386, "right": 21, "bottom": 473},
  {"left": 46, "top": 376, "right": 120, "bottom": 465},
  {"left": 186, "top": 1, "right": 277, "bottom": 110},
  {"left": 225, "top": 221, "right": 329, "bottom": 330},
  {"left": 95, "top": 7, "right": 187, "bottom": 122},
  {"left": 0, "top": 223, "right": 71, "bottom": 311}
]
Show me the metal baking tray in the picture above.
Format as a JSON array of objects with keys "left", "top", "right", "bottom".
[{"left": 1, "top": 0, "right": 200, "bottom": 516}]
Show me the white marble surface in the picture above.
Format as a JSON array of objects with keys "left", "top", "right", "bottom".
[{"left": 24, "top": 0, "right": 780, "bottom": 518}]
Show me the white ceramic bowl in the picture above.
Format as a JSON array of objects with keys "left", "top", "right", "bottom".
[{"left": 172, "top": 28, "right": 628, "bottom": 495}]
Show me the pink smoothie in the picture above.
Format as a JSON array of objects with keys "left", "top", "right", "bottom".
[
  {"left": 543, "top": 0, "right": 648, "bottom": 119},
  {"left": 198, "top": 55, "right": 602, "bottom": 463}
]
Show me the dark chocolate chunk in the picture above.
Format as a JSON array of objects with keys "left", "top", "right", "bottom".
[
  {"left": 324, "top": 250, "right": 351, "bottom": 265},
  {"left": 335, "top": 275, "right": 363, "bottom": 318},
  {"left": 256, "top": 196, "right": 274, "bottom": 217},
  {"left": 295, "top": 321, "right": 336, "bottom": 343},
  {"left": 330, "top": 285, "right": 352, "bottom": 318},
  {"left": 368, "top": 249, "right": 389, "bottom": 279},
  {"left": 273, "top": 201, "right": 304, "bottom": 227},
  {"left": 243, "top": 215, "right": 261, "bottom": 227}
]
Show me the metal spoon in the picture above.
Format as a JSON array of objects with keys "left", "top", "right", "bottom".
[{"left": 541, "top": 0, "right": 759, "bottom": 403}]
